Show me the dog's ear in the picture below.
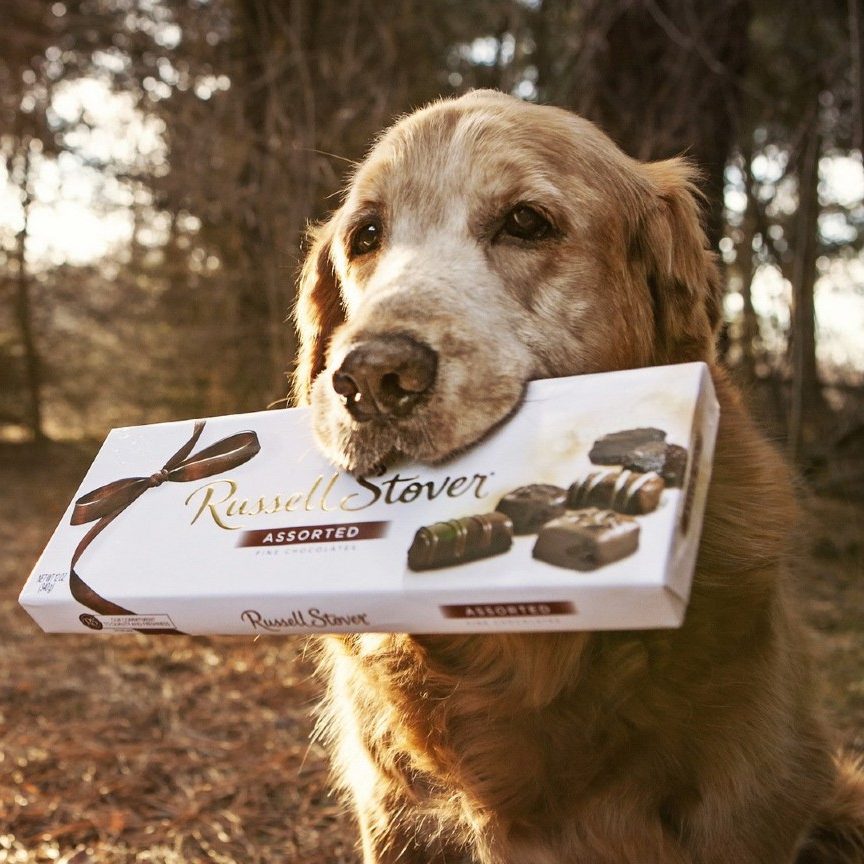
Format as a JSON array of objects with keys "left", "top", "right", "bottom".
[
  {"left": 634, "top": 158, "right": 722, "bottom": 364},
  {"left": 292, "top": 217, "right": 345, "bottom": 406}
]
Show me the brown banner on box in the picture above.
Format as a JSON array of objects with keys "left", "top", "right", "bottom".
[
  {"left": 440, "top": 601, "right": 577, "bottom": 619},
  {"left": 237, "top": 520, "right": 389, "bottom": 547}
]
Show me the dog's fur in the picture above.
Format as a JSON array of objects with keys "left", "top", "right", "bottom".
[{"left": 292, "top": 91, "right": 864, "bottom": 863}]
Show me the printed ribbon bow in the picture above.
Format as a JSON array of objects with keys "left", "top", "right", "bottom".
[{"left": 69, "top": 420, "right": 261, "bottom": 634}]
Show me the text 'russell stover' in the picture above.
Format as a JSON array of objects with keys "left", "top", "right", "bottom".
[
  {"left": 240, "top": 608, "right": 371, "bottom": 630},
  {"left": 184, "top": 470, "right": 493, "bottom": 530}
]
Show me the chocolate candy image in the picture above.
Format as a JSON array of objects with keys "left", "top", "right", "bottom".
[
  {"left": 532, "top": 508, "right": 640, "bottom": 571},
  {"left": 496, "top": 484, "right": 567, "bottom": 534},
  {"left": 589, "top": 427, "right": 666, "bottom": 465},
  {"left": 623, "top": 442, "right": 688, "bottom": 487},
  {"left": 567, "top": 468, "right": 664, "bottom": 515},
  {"left": 407, "top": 512, "right": 513, "bottom": 571}
]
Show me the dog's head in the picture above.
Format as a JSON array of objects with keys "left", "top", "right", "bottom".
[{"left": 293, "top": 90, "right": 721, "bottom": 474}]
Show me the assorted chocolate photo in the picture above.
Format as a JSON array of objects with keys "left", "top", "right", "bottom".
[{"left": 406, "top": 427, "right": 688, "bottom": 573}]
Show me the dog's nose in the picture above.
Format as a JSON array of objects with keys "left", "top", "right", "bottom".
[{"left": 332, "top": 335, "right": 437, "bottom": 420}]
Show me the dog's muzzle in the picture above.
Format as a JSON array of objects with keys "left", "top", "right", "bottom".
[{"left": 332, "top": 334, "right": 438, "bottom": 422}]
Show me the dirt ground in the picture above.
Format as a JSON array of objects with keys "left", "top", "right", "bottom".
[{"left": 1, "top": 440, "right": 862, "bottom": 864}]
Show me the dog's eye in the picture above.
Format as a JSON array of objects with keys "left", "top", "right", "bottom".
[
  {"left": 350, "top": 221, "right": 382, "bottom": 256},
  {"left": 501, "top": 205, "right": 552, "bottom": 242}
]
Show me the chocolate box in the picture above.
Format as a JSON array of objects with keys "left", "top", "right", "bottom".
[{"left": 19, "top": 363, "right": 718, "bottom": 635}]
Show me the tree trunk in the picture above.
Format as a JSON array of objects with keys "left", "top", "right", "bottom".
[
  {"left": 12, "top": 144, "right": 46, "bottom": 443},
  {"left": 849, "top": 0, "right": 863, "bottom": 152},
  {"left": 737, "top": 146, "right": 762, "bottom": 382},
  {"left": 787, "top": 120, "right": 824, "bottom": 463},
  {"left": 229, "top": 0, "right": 318, "bottom": 410},
  {"left": 535, "top": 0, "right": 750, "bottom": 252}
]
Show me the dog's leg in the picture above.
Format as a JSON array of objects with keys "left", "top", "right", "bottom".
[
  {"left": 318, "top": 637, "right": 475, "bottom": 864},
  {"left": 350, "top": 769, "right": 477, "bottom": 864},
  {"left": 346, "top": 751, "right": 476, "bottom": 864},
  {"left": 794, "top": 752, "right": 864, "bottom": 863},
  {"left": 355, "top": 807, "right": 473, "bottom": 864}
]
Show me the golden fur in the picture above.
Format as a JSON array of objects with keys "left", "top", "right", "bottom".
[{"left": 292, "top": 91, "right": 864, "bottom": 863}]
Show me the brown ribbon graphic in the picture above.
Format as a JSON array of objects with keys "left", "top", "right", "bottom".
[{"left": 69, "top": 420, "right": 261, "bottom": 634}]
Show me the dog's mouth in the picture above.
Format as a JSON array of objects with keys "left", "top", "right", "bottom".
[{"left": 311, "top": 331, "right": 532, "bottom": 475}]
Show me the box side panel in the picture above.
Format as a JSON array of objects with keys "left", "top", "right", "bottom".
[
  {"left": 665, "top": 364, "right": 720, "bottom": 603},
  {"left": 19, "top": 583, "right": 686, "bottom": 635}
]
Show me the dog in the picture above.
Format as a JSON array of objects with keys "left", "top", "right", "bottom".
[{"left": 292, "top": 90, "right": 864, "bottom": 863}]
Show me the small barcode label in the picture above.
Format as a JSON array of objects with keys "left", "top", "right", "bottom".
[{"left": 78, "top": 613, "right": 176, "bottom": 631}]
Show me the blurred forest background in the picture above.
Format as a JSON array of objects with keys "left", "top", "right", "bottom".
[
  {"left": 0, "top": 0, "right": 863, "bottom": 482},
  {"left": 1, "top": 3, "right": 863, "bottom": 862}
]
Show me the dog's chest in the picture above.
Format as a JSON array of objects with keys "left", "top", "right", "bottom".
[{"left": 325, "top": 635, "right": 612, "bottom": 822}]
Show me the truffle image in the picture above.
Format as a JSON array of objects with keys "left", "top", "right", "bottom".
[
  {"left": 496, "top": 484, "right": 568, "bottom": 534},
  {"left": 407, "top": 512, "right": 513, "bottom": 571},
  {"left": 588, "top": 428, "right": 666, "bottom": 465},
  {"left": 588, "top": 427, "right": 689, "bottom": 488},
  {"left": 532, "top": 508, "right": 640, "bottom": 571},
  {"left": 567, "top": 468, "right": 664, "bottom": 515},
  {"left": 622, "top": 442, "right": 688, "bottom": 487}
]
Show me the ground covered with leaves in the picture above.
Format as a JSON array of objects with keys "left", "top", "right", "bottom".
[
  {"left": 0, "top": 442, "right": 357, "bottom": 864},
  {"left": 1, "top": 440, "right": 862, "bottom": 863}
]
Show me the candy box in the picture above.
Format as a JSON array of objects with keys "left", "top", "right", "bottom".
[{"left": 19, "top": 362, "right": 718, "bottom": 635}]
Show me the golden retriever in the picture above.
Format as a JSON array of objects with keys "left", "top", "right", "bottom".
[{"left": 292, "top": 90, "right": 864, "bottom": 863}]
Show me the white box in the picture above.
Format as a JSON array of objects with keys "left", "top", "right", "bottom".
[{"left": 19, "top": 363, "right": 718, "bottom": 635}]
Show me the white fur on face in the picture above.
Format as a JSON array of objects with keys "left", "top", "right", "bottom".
[
  {"left": 310, "top": 96, "right": 657, "bottom": 474},
  {"left": 312, "top": 231, "right": 537, "bottom": 473}
]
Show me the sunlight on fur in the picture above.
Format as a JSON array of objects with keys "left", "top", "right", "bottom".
[{"left": 293, "top": 91, "right": 864, "bottom": 864}]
